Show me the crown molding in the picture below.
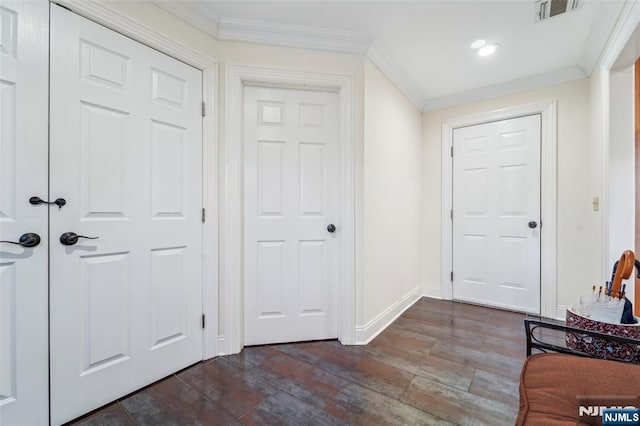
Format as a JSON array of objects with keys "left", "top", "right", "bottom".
[
  {"left": 52, "top": 0, "right": 216, "bottom": 69},
  {"left": 366, "top": 42, "right": 427, "bottom": 110},
  {"left": 150, "top": 0, "right": 219, "bottom": 39},
  {"left": 579, "top": 0, "right": 626, "bottom": 74},
  {"left": 218, "top": 17, "right": 372, "bottom": 54},
  {"left": 599, "top": 0, "right": 640, "bottom": 70},
  {"left": 422, "top": 65, "right": 586, "bottom": 112}
]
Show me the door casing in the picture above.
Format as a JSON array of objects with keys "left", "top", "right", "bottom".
[
  {"left": 441, "top": 101, "right": 558, "bottom": 319},
  {"left": 222, "top": 64, "right": 356, "bottom": 354}
]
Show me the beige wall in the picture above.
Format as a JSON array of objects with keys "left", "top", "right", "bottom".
[
  {"left": 421, "top": 79, "right": 593, "bottom": 315},
  {"left": 360, "top": 59, "right": 423, "bottom": 328}
]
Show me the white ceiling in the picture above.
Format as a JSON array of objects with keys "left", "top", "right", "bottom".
[{"left": 152, "top": 0, "right": 626, "bottom": 110}]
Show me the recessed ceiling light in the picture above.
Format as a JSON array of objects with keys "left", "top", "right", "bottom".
[
  {"left": 470, "top": 39, "right": 486, "bottom": 49},
  {"left": 477, "top": 44, "right": 499, "bottom": 57}
]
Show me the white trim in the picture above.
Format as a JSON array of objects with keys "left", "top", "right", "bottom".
[
  {"left": 556, "top": 305, "right": 570, "bottom": 321},
  {"left": 51, "top": 0, "right": 216, "bottom": 70},
  {"left": 423, "top": 66, "right": 584, "bottom": 112},
  {"left": 202, "top": 67, "right": 219, "bottom": 360},
  {"left": 221, "top": 64, "right": 356, "bottom": 355},
  {"left": 216, "top": 336, "right": 228, "bottom": 356},
  {"left": 354, "top": 287, "right": 422, "bottom": 345},
  {"left": 597, "top": 0, "right": 640, "bottom": 281},
  {"left": 579, "top": 1, "right": 627, "bottom": 74},
  {"left": 218, "top": 17, "right": 371, "bottom": 54},
  {"left": 422, "top": 284, "right": 443, "bottom": 299},
  {"left": 600, "top": 0, "right": 640, "bottom": 70},
  {"left": 51, "top": 0, "right": 220, "bottom": 359},
  {"left": 599, "top": 66, "right": 612, "bottom": 283},
  {"left": 441, "top": 101, "right": 558, "bottom": 319},
  {"left": 365, "top": 42, "right": 426, "bottom": 110}
]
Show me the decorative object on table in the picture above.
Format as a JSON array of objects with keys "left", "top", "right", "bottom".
[
  {"left": 565, "top": 309, "right": 640, "bottom": 363},
  {"left": 565, "top": 250, "right": 640, "bottom": 362}
]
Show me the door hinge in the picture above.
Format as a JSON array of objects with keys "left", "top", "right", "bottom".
[
  {"left": 202, "top": 314, "right": 205, "bottom": 329},
  {"left": 450, "top": 209, "right": 453, "bottom": 220},
  {"left": 450, "top": 146, "right": 453, "bottom": 157},
  {"left": 451, "top": 271, "right": 454, "bottom": 282},
  {"left": 202, "top": 207, "right": 205, "bottom": 223},
  {"left": 202, "top": 101, "right": 206, "bottom": 117}
]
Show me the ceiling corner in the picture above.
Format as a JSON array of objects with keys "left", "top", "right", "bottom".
[
  {"left": 578, "top": 0, "right": 626, "bottom": 75},
  {"left": 422, "top": 65, "right": 586, "bottom": 112},
  {"left": 150, "top": 0, "right": 220, "bottom": 38},
  {"left": 366, "top": 42, "right": 427, "bottom": 111}
]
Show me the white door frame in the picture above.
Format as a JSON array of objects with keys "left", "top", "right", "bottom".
[
  {"left": 598, "top": 0, "right": 640, "bottom": 285},
  {"left": 221, "top": 64, "right": 356, "bottom": 355},
  {"left": 50, "top": 0, "right": 220, "bottom": 359},
  {"left": 441, "top": 101, "right": 557, "bottom": 318}
]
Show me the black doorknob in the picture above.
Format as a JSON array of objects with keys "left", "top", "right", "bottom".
[
  {"left": 528, "top": 221, "right": 538, "bottom": 229},
  {"left": 60, "top": 232, "right": 99, "bottom": 246},
  {"left": 327, "top": 224, "right": 336, "bottom": 233},
  {"left": 0, "top": 232, "right": 41, "bottom": 248}
]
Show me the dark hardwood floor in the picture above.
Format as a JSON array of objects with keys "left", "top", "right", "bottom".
[{"left": 70, "top": 297, "right": 552, "bottom": 425}]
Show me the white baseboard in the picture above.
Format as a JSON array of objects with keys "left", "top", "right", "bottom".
[
  {"left": 354, "top": 286, "right": 422, "bottom": 345},
  {"left": 216, "top": 335, "right": 234, "bottom": 356},
  {"left": 555, "top": 305, "right": 570, "bottom": 321},
  {"left": 422, "top": 284, "right": 444, "bottom": 299}
]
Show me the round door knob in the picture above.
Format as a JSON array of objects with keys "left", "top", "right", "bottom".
[
  {"left": 528, "top": 221, "right": 538, "bottom": 229},
  {"left": 327, "top": 224, "right": 336, "bottom": 233},
  {"left": 60, "top": 232, "right": 99, "bottom": 246}
]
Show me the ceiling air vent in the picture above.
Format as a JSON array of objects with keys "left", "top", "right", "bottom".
[{"left": 535, "top": 0, "right": 581, "bottom": 22}]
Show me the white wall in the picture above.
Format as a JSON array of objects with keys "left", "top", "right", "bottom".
[
  {"left": 589, "top": 66, "right": 608, "bottom": 285},
  {"left": 608, "top": 65, "right": 635, "bottom": 282},
  {"left": 358, "top": 59, "right": 423, "bottom": 340},
  {"left": 421, "top": 79, "right": 593, "bottom": 315}
]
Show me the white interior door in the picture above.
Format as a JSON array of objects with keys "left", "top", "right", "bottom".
[
  {"left": 0, "top": 1, "right": 49, "bottom": 424},
  {"left": 452, "top": 114, "right": 541, "bottom": 314},
  {"left": 49, "top": 6, "right": 203, "bottom": 424},
  {"left": 244, "top": 86, "right": 338, "bottom": 345}
]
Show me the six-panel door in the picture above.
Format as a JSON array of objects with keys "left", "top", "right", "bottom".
[
  {"left": 243, "top": 86, "right": 339, "bottom": 345},
  {"left": 49, "top": 6, "right": 204, "bottom": 424},
  {"left": 452, "top": 115, "right": 541, "bottom": 314},
  {"left": 0, "top": 1, "right": 49, "bottom": 424}
]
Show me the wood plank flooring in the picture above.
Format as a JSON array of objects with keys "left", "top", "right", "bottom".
[{"left": 70, "top": 297, "right": 547, "bottom": 425}]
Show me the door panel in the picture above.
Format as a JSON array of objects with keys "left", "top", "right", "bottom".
[
  {"left": 50, "top": 6, "right": 203, "bottom": 424},
  {"left": 0, "top": 1, "right": 49, "bottom": 424},
  {"left": 244, "top": 87, "right": 338, "bottom": 345},
  {"left": 452, "top": 115, "right": 541, "bottom": 314}
]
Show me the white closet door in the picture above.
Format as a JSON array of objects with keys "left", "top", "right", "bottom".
[
  {"left": 452, "top": 115, "right": 541, "bottom": 314},
  {"left": 49, "top": 6, "right": 203, "bottom": 424},
  {"left": 0, "top": 1, "right": 49, "bottom": 424},
  {"left": 244, "top": 86, "right": 339, "bottom": 345}
]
